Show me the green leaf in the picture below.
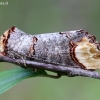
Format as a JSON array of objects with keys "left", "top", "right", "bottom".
[{"left": 0, "top": 68, "right": 47, "bottom": 94}]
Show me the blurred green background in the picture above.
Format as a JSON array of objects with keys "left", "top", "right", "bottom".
[{"left": 0, "top": 0, "right": 100, "bottom": 100}]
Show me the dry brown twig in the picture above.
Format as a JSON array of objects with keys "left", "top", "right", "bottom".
[{"left": 0, "top": 26, "right": 100, "bottom": 79}]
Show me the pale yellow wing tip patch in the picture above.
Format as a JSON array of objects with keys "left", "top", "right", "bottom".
[{"left": 75, "top": 38, "right": 100, "bottom": 69}]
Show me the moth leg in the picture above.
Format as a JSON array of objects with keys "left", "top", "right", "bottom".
[
  {"left": 31, "top": 68, "right": 61, "bottom": 79},
  {"left": 8, "top": 51, "right": 27, "bottom": 67},
  {"left": 16, "top": 53, "right": 27, "bottom": 67},
  {"left": 45, "top": 72, "right": 61, "bottom": 79}
]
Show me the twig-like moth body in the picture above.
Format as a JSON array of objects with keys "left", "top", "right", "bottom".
[{"left": 0, "top": 26, "right": 100, "bottom": 70}]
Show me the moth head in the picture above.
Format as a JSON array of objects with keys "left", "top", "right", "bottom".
[
  {"left": 0, "top": 29, "right": 10, "bottom": 56},
  {"left": 0, "top": 26, "right": 15, "bottom": 55}
]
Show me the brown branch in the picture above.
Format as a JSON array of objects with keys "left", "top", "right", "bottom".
[
  {"left": 0, "top": 55, "right": 100, "bottom": 79},
  {"left": 0, "top": 26, "right": 100, "bottom": 79}
]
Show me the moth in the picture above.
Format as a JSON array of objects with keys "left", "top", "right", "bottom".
[{"left": 0, "top": 26, "right": 100, "bottom": 70}]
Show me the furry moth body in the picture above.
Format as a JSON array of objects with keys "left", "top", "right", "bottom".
[{"left": 0, "top": 26, "right": 100, "bottom": 70}]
